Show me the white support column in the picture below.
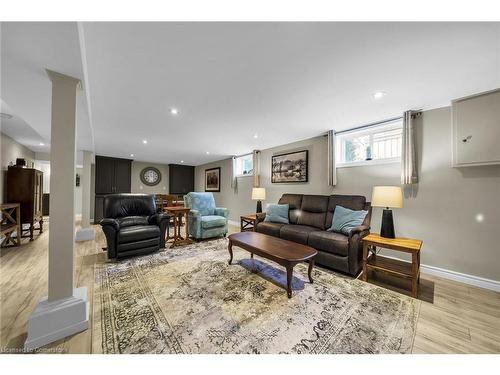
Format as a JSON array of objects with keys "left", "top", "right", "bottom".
[
  {"left": 24, "top": 70, "right": 89, "bottom": 351},
  {"left": 75, "top": 150, "right": 95, "bottom": 241}
]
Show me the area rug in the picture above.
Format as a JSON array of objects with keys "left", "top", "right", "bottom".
[{"left": 93, "top": 238, "right": 420, "bottom": 354}]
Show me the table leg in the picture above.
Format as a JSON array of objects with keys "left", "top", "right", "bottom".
[
  {"left": 250, "top": 253, "right": 254, "bottom": 259},
  {"left": 417, "top": 250, "right": 421, "bottom": 284},
  {"left": 228, "top": 240, "right": 233, "bottom": 265},
  {"left": 308, "top": 258, "right": 315, "bottom": 283},
  {"left": 185, "top": 212, "right": 190, "bottom": 240},
  {"left": 411, "top": 252, "right": 418, "bottom": 298},
  {"left": 286, "top": 265, "right": 293, "bottom": 298},
  {"left": 362, "top": 242, "right": 368, "bottom": 281}
]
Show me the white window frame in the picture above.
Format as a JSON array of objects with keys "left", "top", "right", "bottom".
[
  {"left": 234, "top": 153, "right": 254, "bottom": 177},
  {"left": 336, "top": 120, "right": 403, "bottom": 168}
]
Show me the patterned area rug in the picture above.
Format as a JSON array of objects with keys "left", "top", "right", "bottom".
[{"left": 93, "top": 238, "right": 420, "bottom": 354}]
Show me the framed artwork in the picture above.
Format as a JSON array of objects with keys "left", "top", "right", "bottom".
[
  {"left": 205, "top": 167, "right": 221, "bottom": 192},
  {"left": 271, "top": 150, "right": 308, "bottom": 183}
]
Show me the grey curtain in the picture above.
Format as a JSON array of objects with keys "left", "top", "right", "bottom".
[
  {"left": 327, "top": 130, "right": 337, "bottom": 186},
  {"left": 230, "top": 156, "right": 238, "bottom": 192},
  {"left": 401, "top": 110, "right": 418, "bottom": 185},
  {"left": 252, "top": 150, "right": 260, "bottom": 187}
]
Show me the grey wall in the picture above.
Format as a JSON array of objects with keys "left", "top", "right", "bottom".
[
  {"left": 195, "top": 107, "right": 500, "bottom": 281},
  {"left": 131, "top": 161, "right": 169, "bottom": 194},
  {"left": 0, "top": 132, "right": 36, "bottom": 203}
]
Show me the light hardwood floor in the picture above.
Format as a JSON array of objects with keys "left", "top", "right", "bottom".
[{"left": 1, "top": 219, "right": 499, "bottom": 354}]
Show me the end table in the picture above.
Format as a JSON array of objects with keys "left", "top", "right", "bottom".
[
  {"left": 240, "top": 214, "right": 257, "bottom": 232},
  {"left": 362, "top": 233, "right": 423, "bottom": 298}
]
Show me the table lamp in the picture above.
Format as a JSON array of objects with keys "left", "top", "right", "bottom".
[
  {"left": 251, "top": 187, "right": 266, "bottom": 213},
  {"left": 371, "top": 186, "right": 403, "bottom": 238}
]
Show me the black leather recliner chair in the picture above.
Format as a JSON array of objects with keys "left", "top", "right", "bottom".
[{"left": 100, "top": 194, "right": 171, "bottom": 259}]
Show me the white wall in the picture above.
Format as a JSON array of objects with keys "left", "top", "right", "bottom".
[
  {"left": 0, "top": 132, "right": 36, "bottom": 203},
  {"left": 131, "top": 161, "right": 169, "bottom": 194},
  {"left": 195, "top": 106, "right": 500, "bottom": 281}
]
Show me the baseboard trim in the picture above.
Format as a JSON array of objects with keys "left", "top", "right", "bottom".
[
  {"left": 377, "top": 253, "right": 500, "bottom": 292},
  {"left": 228, "top": 220, "right": 239, "bottom": 227},
  {"left": 420, "top": 264, "right": 500, "bottom": 292}
]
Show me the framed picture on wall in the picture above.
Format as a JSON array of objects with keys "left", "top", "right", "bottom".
[
  {"left": 271, "top": 150, "right": 308, "bottom": 183},
  {"left": 205, "top": 167, "right": 221, "bottom": 192}
]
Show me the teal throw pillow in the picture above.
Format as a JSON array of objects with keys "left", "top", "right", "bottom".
[
  {"left": 264, "top": 204, "right": 289, "bottom": 224},
  {"left": 329, "top": 205, "right": 368, "bottom": 235}
]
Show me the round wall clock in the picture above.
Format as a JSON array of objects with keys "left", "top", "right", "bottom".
[{"left": 140, "top": 167, "right": 162, "bottom": 186}]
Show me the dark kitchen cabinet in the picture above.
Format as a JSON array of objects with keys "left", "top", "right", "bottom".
[
  {"left": 169, "top": 164, "right": 194, "bottom": 196},
  {"left": 94, "top": 156, "right": 131, "bottom": 223}
]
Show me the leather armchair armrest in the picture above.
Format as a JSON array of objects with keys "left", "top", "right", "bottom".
[
  {"left": 148, "top": 213, "right": 172, "bottom": 225},
  {"left": 148, "top": 213, "right": 171, "bottom": 249},
  {"left": 214, "top": 207, "right": 229, "bottom": 218},
  {"left": 256, "top": 212, "right": 266, "bottom": 224},
  {"left": 100, "top": 218, "right": 120, "bottom": 231},
  {"left": 347, "top": 225, "right": 370, "bottom": 275}
]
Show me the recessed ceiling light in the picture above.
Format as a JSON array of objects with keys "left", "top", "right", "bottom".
[
  {"left": 142, "top": 140, "right": 148, "bottom": 144},
  {"left": 39, "top": 142, "right": 45, "bottom": 146},
  {"left": 373, "top": 91, "right": 387, "bottom": 100},
  {"left": 253, "top": 134, "right": 258, "bottom": 139},
  {"left": 206, "top": 151, "right": 210, "bottom": 155},
  {"left": 170, "top": 108, "right": 179, "bottom": 115},
  {"left": 130, "top": 154, "right": 134, "bottom": 157},
  {"left": 0, "top": 112, "right": 13, "bottom": 119},
  {"left": 180, "top": 160, "right": 184, "bottom": 163}
]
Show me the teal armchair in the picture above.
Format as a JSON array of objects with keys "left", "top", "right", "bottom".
[{"left": 184, "top": 192, "right": 229, "bottom": 240}]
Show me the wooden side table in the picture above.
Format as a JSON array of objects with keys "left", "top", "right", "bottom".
[
  {"left": 1, "top": 203, "right": 21, "bottom": 247},
  {"left": 165, "top": 206, "right": 193, "bottom": 248},
  {"left": 240, "top": 214, "right": 257, "bottom": 232},
  {"left": 362, "top": 233, "right": 423, "bottom": 298}
]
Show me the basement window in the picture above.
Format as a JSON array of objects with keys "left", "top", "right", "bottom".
[
  {"left": 235, "top": 153, "right": 253, "bottom": 176},
  {"left": 336, "top": 120, "right": 402, "bottom": 167}
]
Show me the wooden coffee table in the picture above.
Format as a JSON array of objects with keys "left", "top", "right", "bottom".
[{"left": 228, "top": 232, "right": 317, "bottom": 298}]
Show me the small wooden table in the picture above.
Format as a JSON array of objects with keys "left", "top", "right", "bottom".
[
  {"left": 228, "top": 232, "right": 317, "bottom": 298},
  {"left": 165, "top": 206, "right": 193, "bottom": 248},
  {"left": 1, "top": 203, "right": 21, "bottom": 247},
  {"left": 362, "top": 233, "right": 423, "bottom": 298},
  {"left": 240, "top": 214, "right": 257, "bottom": 232}
]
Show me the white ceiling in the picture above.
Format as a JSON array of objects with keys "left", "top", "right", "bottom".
[{"left": 2, "top": 22, "right": 500, "bottom": 165}]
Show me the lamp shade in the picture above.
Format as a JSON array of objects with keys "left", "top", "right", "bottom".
[
  {"left": 371, "top": 186, "right": 403, "bottom": 208},
  {"left": 251, "top": 187, "right": 266, "bottom": 200}
]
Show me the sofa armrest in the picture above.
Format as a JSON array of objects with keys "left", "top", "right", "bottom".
[
  {"left": 256, "top": 212, "right": 266, "bottom": 224},
  {"left": 348, "top": 225, "right": 370, "bottom": 239},
  {"left": 214, "top": 207, "right": 229, "bottom": 218},
  {"left": 189, "top": 209, "right": 201, "bottom": 219},
  {"left": 100, "top": 218, "right": 120, "bottom": 231}
]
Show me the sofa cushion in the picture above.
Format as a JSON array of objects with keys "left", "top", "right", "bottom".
[
  {"left": 200, "top": 215, "right": 227, "bottom": 229},
  {"left": 256, "top": 222, "right": 284, "bottom": 238},
  {"left": 280, "top": 224, "right": 318, "bottom": 245},
  {"left": 264, "top": 204, "right": 289, "bottom": 224},
  {"left": 325, "top": 195, "right": 367, "bottom": 229},
  {"left": 308, "top": 231, "right": 349, "bottom": 257},
  {"left": 117, "top": 237, "right": 160, "bottom": 252},
  {"left": 329, "top": 205, "right": 368, "bottom": 235},
  {"left": 297, "top": 195, "right": 329, "bottom": 230},
  {"left": 118, "top": 225, "right": 160, "bottom": 244},
  {"left": 117, "top": 216, "right": 149, "bottom": 228},
  {"left": 278, "top": 194, "right": 303, "bottom": 224}
]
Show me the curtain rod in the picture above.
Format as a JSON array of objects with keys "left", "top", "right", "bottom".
[
  {"left": 333, "top": 110, "right": 422, "bottom": 136},
  {"left": 334, "top": 116, "right": 403, "bottom": 135}
]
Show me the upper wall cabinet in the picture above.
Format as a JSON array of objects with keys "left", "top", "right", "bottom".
[{"left": 452, "top": 88, "right": 500, "bottom": 167}]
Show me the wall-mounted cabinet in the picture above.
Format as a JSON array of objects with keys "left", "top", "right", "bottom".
[{"left": 452, "top": 88, "right": 500, "bottom": 167}]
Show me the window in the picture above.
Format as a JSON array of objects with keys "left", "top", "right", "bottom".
[
  {"left": 235, "top": 153, "right": 253, "bottom": 176},
  {"left": 336, "top": 120, "right": 402, "bottom": 166}
]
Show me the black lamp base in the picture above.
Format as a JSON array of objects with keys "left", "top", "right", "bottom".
[
  {"left": 380, "top": 209, "right": 395, "bottom": 238},
  {"left": 256, "top": 200, "right": 262, "bottom": 213}
]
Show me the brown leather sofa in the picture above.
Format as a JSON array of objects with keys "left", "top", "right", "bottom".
[{"left": 256, "top": 194, "right": 371, "bottom": 276}]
